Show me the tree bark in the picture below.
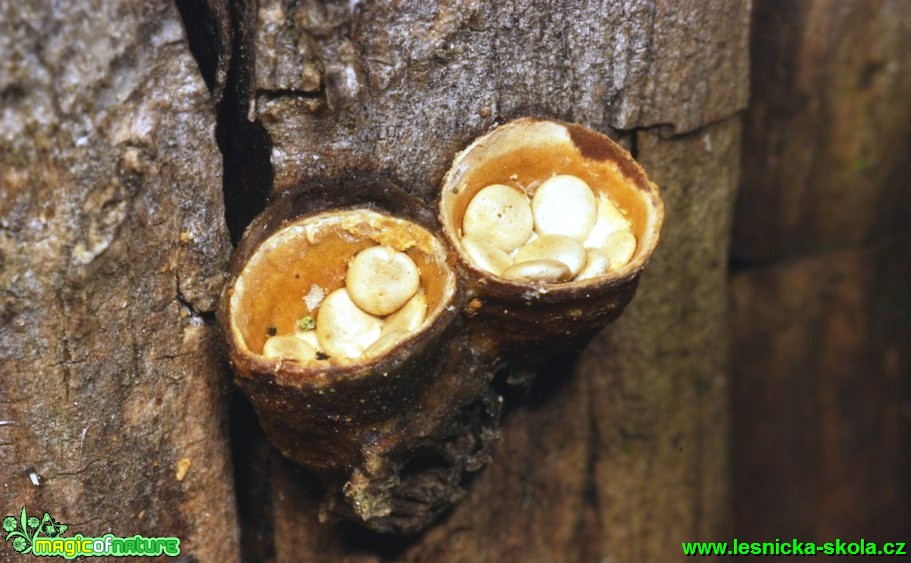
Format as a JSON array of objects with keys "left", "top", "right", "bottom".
[
  {"left": 1, "top": 1, "right": 749, "bottom": 561},
  {"left": 732, "top": 0, "right": 911, "bottom": 552},
  {"left": 0, "top": 2, "right": 238, "bottom": 561},
  {"left": 188, "top": 1, "right": 749, "bottom": 561}
]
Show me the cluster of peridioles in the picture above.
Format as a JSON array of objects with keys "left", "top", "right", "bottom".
[
  {"left": 262, "top": 244, "right": 428, "bottom": 364},
  {"left": 459, "top": 174, "right": 637, "bottom": 283}
]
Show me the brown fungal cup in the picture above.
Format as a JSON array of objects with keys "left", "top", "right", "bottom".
[
  {"left": 439, "top": 118, "right": 665, "bottom": 362},
  {"left": 219, "top": 179, "right": 498, "bottom": 533}
]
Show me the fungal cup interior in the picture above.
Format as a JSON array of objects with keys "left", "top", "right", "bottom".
[
  {"left": 229, "top": 209, "right": 456, "bottom": 366},
  {"left": 440, "top": 119, "right": 663, "bottom": 283}
]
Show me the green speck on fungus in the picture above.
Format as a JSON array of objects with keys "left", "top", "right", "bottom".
[{"left": 297, "top": 316, "right": 316, "bottom": 331}]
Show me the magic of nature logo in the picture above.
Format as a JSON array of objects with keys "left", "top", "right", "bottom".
[{"left": 3, "top": 507, "right": 180, "bottom": 559}]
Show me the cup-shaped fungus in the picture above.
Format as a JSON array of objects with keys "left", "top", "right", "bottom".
[
  {"left": 439, "top": 118, "right": 665, "bottom": 361},
  {"left": 220, "top": 121, "right": 665, "bottom": 533},
  {"left": 220, "top": 180, "right": 499, "bottom": 533}
]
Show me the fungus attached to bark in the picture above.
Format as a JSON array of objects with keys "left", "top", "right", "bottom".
[{"left": 218, "top": 119, "right": 664, "bottom": 534}]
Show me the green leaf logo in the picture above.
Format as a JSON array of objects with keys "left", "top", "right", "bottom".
[
  {"left": 11, "top": 536, "right": 27, "bottom": 553},
  {"left": 39, "top": 513, "right": 67, "bottom": 538},
  {"left": 2, "top": 507, "right": 69, "bottom": 555}
]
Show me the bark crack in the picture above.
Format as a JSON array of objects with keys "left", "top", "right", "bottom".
[
  {"left": 54, "top": 291, "right": 73, "bottom": 401},
  {"left": 178, "top": 0, "right": 274, "bottom": 244}
]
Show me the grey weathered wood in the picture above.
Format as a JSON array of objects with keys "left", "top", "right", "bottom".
[{"left": 0, "top": 2, "right": 238, "bottom": 560}]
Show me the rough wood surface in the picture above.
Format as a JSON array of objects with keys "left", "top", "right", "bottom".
[
  {"left": 249, "top": 0, "right": 749, "bottom": 196},
  {"left": 0, "top": 2, "right": 238, "bottom": 560},
  {"left": 183, "top": 1, "right": 748, "bottom": 560},
  {"left": 731, "top": 0, "right": 911, "bottom": 551}
]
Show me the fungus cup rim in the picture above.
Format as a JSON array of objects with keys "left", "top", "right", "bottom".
[
  {"left": 218, "top": 180, "right": 463, "bottom": 389},
  {"left": 439, "top": 117, "right": 665, "bottom": 297}
]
